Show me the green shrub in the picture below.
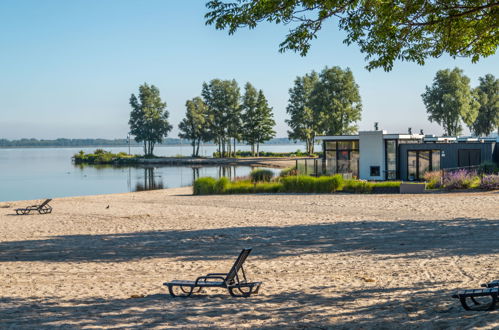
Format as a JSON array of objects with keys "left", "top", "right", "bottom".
[
  {"left": 423, "top": 170, "right": 442, "bottom": 189},
  {"left": 193, "top": 177, "right": 217, "bottom": 195},
  {"left": 214, "top": 177, "right": 230, "bottom": 193},
  {"left": 224, "top": 181, "right": 254, "bottom": 194},
  {"left": 280, "top": 175, "right": 343, "bottom": 193},
  {"left": 223, "top": 181, "right": 283, "bottom": 194},
  {"left": 342, "top": 180, "right": 373, "bottom": 193},
  {"left": 479, "top": 161, "right": 499, "bottom": 174},
  {"left": 279, "top": 166, "right": 297, "bottom": 177},
  {"left": 250, "top": 169, "right": 274, "bottom": 182}
]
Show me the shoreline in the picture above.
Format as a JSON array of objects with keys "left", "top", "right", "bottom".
[{"left": 133, "top": 156, "right": 309, "bottom": 168}]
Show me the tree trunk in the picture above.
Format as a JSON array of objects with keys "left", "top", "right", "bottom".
[
  {"left": 196, "top": 138, "right": 201, "bottom": 157},
  {"left": 251, "top": 144, "right": 255, "bottom": 157},
  {"left": 257, "top": 142, "right": 260, "bottom": 157},
  {"left": 192, "top": 140, "right": 196, "bottom": 157},
  {"left": 233, "top": 137, "right": 236, "bottom": 156},
  {"left": 228, "top": 138, "right": 232, "bottom": 158}
]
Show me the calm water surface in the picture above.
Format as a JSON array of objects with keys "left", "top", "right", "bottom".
[{"left": 0, "top": 144, "right": 304, "bottom": 202}]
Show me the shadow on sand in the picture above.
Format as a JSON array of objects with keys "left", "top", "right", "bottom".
[{"left": 1, "top": 217, "right": 499, "bottom": 263}]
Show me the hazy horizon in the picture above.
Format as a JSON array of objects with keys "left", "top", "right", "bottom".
[{"left": 1, "top": 0, "right": 498, "bottom": 140}]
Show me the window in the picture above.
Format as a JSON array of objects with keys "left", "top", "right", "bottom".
[
  {"left": 370, "top": 166, "right": 380, "bottom": 176},
  {"left": 323, "top": 140, "right": 359, "bottom": 176},
  {"left": 385, "top": 140, "right": 397, "bottom": 180},
  {"left": 407, "top": 150, "right": 441, "bottom": 180}
]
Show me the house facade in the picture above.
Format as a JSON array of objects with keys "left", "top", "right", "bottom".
[{"left": 316, "top": 130, "right": 498, "bottom": 181}]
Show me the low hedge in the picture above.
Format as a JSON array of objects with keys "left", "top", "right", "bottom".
[
  {"left": 193, "top": 177, "right": 217, "bottom": 195},
  {"left": 250, "top": 169, "right": 274, "bottom": 182},
  {"left": 280, "top": 175, "right": 344, "bottom": 193},
  {"left": 193, "top": 176, "right": 405, "bottom": 195},
  {"left": 343, "top": 180, "right": 402, "bottom": 193}
]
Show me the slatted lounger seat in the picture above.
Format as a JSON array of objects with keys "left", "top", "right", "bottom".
[
  {"left": 163, "top": 248, "right": 261, "bottom": 297},
  {"left": 15, "top": 199, "right": 52, "bottom": 215},
  {"left": 452, "top": 288, "right": 499, "bottom": 311},
  {"left": 482, "top": 280, "right": 499, "bottom": 288}
]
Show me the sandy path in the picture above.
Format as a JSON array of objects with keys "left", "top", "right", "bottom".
[{"left": 1, "top": 189, "right": 498, "bottom": 328}]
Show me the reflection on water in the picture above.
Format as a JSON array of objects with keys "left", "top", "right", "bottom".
[
  {"left": 74, "top": 164, "right": 262, "bottom": 193},
  {"left": 134, "top": 168, "right": 164, "bottom": 192},
  {"left": 0, "top": 146, "right": 294, "bottom": 201}
]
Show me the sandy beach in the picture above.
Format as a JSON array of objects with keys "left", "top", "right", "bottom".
[{"left": 1, "top": 189, "right": 498, "bottom": 328}]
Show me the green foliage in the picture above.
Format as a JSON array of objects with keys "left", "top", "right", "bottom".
[
  {"left": 206, "top": 1, "right": 498, "bottom": 71},
  {"left": 472, "top": 74, "right": 499, "bottom": 136},
  {"left": 286, "top": 67, "right": 361, "bottom": 154},
  {"left": 193, "top": 177, "right": 282, "bottom": 194},
  {"left": 342, "top": 180, "right": 402, "bottom": 193},
  {"left": 478, "top": 161, "right": 499, "bottom": 174},
  {"left": 422, "top": 68, "right": 479, "bottom": 136},
  {"left": 250, "top": 169, "right": 274, "bottom": 182},
  {"left": 193, "top": 177, "right": 218, "bottom": 195},
  {"left": 311, "top": 66, "right": 362, "bottom": 135},
  {"left": 178, "top": 97, "right": 210, "bottom": 157},
  {"left": 240, "top": 83, "right": 276, "bottom": 156},
  {"left": 280, "top": 175, "right": 344, "bottom": 193},
  {"left": 423, "top": 171, "right": 443, "bottom": 189},
  {"left": 214, "top": 177, "right": 230, "bottom": 193},
  {"left": 342, "top": 180, "right": 374, "bottom": 193},
  {"left": 129, "top": 83, "right": 172, "bottom": 156},
  {"left": 279, "top": 167, "right": 297, "bottom": 177},
  {"left": 202, "top": 79, "right": 241, "bottom": 157},
  {"left": 224, "top": 181, "right": 283, "bottom": 194},
  {"left": 212, "top": 150, "right": 315, "bottom": 158},
  {"left": 286, "top": 71, "right": 320, "bottom": 155},
  {"left": 73, "top": 150, "right": 137, "bottom": 164}
]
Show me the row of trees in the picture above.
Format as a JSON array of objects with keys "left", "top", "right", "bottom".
[
  {"left": 128, "top": 67, "right": 363, "bottom": 157},
  {"left": 178, "top": 80, "right": 276, "bottom": 157},
  {"left": 422, "top": 69, "right": 498, "bottom": 136},
  {"left": 128, "top": 69, "right": 496, "bottom": 157},
  {"left": 286, "top": 66, "right": 362, "bottom": 154}
]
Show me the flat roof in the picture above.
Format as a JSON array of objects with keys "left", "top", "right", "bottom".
[{"left": 315, "top": 135, "right": 359, "bottom": 141}]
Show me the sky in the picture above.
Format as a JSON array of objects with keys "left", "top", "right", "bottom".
[{"left": 0, "top": 0, "right": 497, "bottom": 140}]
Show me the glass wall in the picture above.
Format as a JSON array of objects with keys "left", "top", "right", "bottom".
[
  {"left": 323, "top": 140, "right": 359, "bottom": 176},
  {"left": 407, "top": 150, "right": 441, "bottom": 180},
  {"left": 408, "top": 151, "right": 417, "bottom": 181},
  {"left": 385, "top": 140, "right": 397, "bottom": 180}
]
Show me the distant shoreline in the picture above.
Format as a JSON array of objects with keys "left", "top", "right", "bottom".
[{"left": 0, "top": 142, "right": 303, "bottom": 149}]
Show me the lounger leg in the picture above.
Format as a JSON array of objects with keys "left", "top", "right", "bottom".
[
  {"left": 168, "top": 285, "right": 194, "bottom": 298},
  {"left": 460, "top": 295, "right": 498, "bottom": 311},
  {"left": 228, "top": 284, "right": 259, "bottom": 297}
]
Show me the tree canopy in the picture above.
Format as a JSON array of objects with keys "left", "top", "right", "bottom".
[
  {"left": 241, "top": 83, "right": 276, "bottom": 156},
  {"left": 311, "top": 66, "right": 362, "bottom": 135},
  {"left": 178, "top": 97, "right": 210, "bottom": 157},
  {"left": 421, "top": 68, "right": 479, "bottom": 136},
  {"left": 472, "top": 74, "right": 499, "bottom": 136},
  {"left": 205, "top": 0, "right": 499, "bottom": 71},
  {"left": 129, "top": 83, "right": 172, "bottom": 156},
  {"left": 286, "top": 71, "right": 320, "bottom": 154},
  {"left": 287, "top": 67, "right": 361, "bottom": 154},
  {"left": 201, "top": 79, "right": 241, "bottom": 157}
]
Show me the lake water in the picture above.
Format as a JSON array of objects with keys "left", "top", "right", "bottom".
[{"left": 0, "top": 144, "right": 305, "bottom": 202}]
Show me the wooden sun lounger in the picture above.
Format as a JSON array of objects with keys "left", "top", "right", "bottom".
[
  {"left": 163, "top": 248, "right": 261, "bottom": 297},
  {"left": 452, "top": 286, "right": 499, "bottom": 311},
  {"left": 15, "top": 199, "right": 52, "bottom": 215}
]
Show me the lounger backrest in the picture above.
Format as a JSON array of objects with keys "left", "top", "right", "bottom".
[
  {"left": 38, "top": 199, "right": 52, "bottom": 208},
  {"left": 224, "top": 248, "right": 252, "bottom": 283}
]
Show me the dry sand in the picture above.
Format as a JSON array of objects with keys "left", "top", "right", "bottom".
[{"left": 1, "top": 189, "right": 498, "bottom": 329}]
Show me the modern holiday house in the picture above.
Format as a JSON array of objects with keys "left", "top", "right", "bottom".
[{"left": 315, "top": 130, "right": 498, "bottom": 181}]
